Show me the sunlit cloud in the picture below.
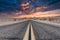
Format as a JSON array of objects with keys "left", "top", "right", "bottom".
[
  {"left": 0, "top": 0, "right": 60, "bottom": 16},
  {"left": 21, "top": 2, "right": 29, "bottom": 7},
  {"left": 13, "top": 9, "right": 60, "bottom": 18},
  {"left": 21, "top": 2, "right": 30, "bottom": 10}
]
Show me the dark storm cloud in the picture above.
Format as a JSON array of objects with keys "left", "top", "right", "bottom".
[
  {"left": 29, "top": 0, "right": 60, "bottom": 6},
  {"left": 21, "top": 0, "right": 29, "bottom": 3},
  {"left": 21, "top": 0, "right": 60, "bottom": 14},
  {"left": 0, "top": 0, "right": 21, "bottom": 13},
  {"left": 0, "top": 0, "right": 60, "bottom": 14},
  {"left": 29, "top": 0, "right": 60, "bottom": 11},
  {"left": 42, "top": 2, "right": 60, "bottom": 11}
]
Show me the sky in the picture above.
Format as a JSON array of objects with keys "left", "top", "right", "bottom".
[{"left": 0, "top": 0, "right": 60, "bottom": 15}]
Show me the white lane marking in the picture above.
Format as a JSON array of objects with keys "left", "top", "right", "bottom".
[
  {"left": 31, "top": 25, "right": 36, "bottom": 40},
  {"left": 23, "top": 23, "right": 30, "bottom": 40}
]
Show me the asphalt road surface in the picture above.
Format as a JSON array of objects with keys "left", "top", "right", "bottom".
[
  {"left": 0, "top": 21, "right": 29, "bottom": 40},
  {"left": 32, "top": 20, "right": 60, "bottom": 40},
  {"left": 0, "top": 20, "right": 60, "bottom": 40}
]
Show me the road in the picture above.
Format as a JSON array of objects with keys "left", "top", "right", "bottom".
[
  {"left": 31, "top": 20, "right": 60, "bottom": 40},
  {"left": 0, "top": 21, "right": 29, "bottom": 40},
  {"left": 0, "top": 19, "right": 60, "bottom": 40}
]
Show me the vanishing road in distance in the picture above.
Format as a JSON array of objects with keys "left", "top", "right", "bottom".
[{"left": 0, "top": 19, "right": 60, "bottom": 40}]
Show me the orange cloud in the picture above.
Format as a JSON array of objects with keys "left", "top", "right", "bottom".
[
  {"left": 13, "top": 11, "right": 60, "bottom": 18},
  {"left": 21, "top": 2, "right": 30, "bottom": 10},
  {"left": 21, "top": 2, "right": 29, "bottom": 7},
  {"left": 42, "top": 6, "right": 48, "bottom": 8},
  {"left": 29, "top": 6, "right": 48, "bottom": 13}
]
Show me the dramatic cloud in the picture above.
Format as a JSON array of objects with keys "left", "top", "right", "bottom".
[
  {"left": 29, "top": 0, "right": 60, "bottom": 11},
  {"left": 0, "top": 0, "right": 21, "bottom": 13},
  {"left": 0, "top": 0, "right": 60, "bottom": 14}
]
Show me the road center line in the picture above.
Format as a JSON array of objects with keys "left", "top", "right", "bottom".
[
  {"left": 31, "top": 25, "right": 36, "bottom": 40},
  {"left": 23, "top": 23, "right": 30, "bottom": 40},
  {"left": 29, "top": 23, "right": 31, "bottom": 40},
  {"left": 23, "top": 22, "right": 36, "bottom": 40}
]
